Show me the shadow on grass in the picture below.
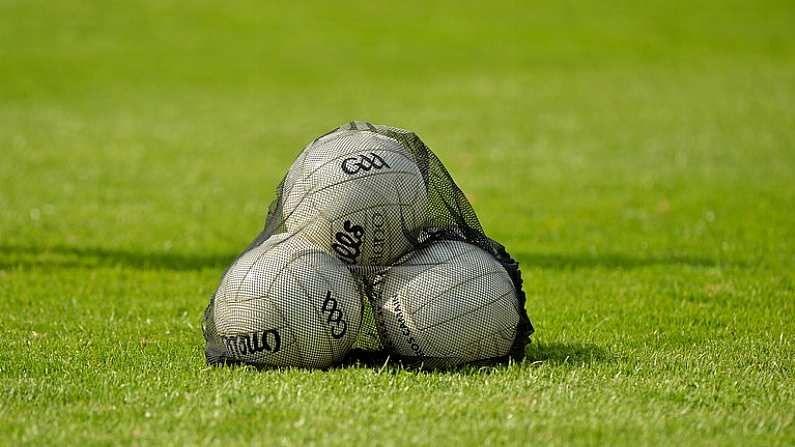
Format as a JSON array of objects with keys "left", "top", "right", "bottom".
[
  {"left": 1, "top": 243, "right": 734, "bottom": 272},
  {"left": 332, "top": 340, "right": 613, "bottom": 374},
  {"left": 0, "top": 244, "right": 237, "bottom": 271},
  {"left": 515, "top": 251, "right": 735, "bottom": 270},
  {"left": 524, "top": 341, "right": 613, "bottom": 366}
]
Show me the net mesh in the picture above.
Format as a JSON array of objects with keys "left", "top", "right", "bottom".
[{"left": 203, "top": 121, "right": 534, "bottom": 369}]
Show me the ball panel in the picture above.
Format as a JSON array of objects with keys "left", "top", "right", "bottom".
[
  {"left": 375, "top": 241, "right": 521, "bottom": 364},
  {"left": 283, "top": 250, "right": 363, "bottom": 367},
  {"left": 415, "top": 288, "right": 519, "bottom": 358},
  {"left": 212, "top": 234, "right": 363, "bottom": 368},
  {"left": 375, "top": 290, "right": 426, "bottom": 357},
  {"left": 282, "top": 131, "right": 427, "bottom": 266}
]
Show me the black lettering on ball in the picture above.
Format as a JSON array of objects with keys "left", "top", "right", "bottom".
[{"left": 340, "top": 152, "right": 391, "bottom": 175}]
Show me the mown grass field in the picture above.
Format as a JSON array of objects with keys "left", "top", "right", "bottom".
[{"left": 1, "top": 0, "right": 794, "bottom": 445}]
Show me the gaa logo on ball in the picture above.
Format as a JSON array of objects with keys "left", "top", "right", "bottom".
[
  {"left": 282, "top": 131, "right": 427, "bottom": 267},
  {"left": 341, "top": 152, "right": 391, "bottom": 175}
]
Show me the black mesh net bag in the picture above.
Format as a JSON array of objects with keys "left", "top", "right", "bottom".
[{"left": 203, "top": 121, "right": 534, "bottom": 369}]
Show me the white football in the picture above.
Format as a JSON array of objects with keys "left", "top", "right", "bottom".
[
  {"left": 281, "top": 129, "right": 427, "bottom": 267},
  {"left": 213, "top": 233, "right": 363, "bottom": 368},
  {"left": 373, "top": 240, "right": 521, "bottom": 366}
]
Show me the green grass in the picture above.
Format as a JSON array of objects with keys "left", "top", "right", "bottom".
[{"left": 1, "top": 0, "right": 794, "bottom": 445}]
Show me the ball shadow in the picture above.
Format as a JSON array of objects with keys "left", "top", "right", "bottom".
[
  {"left": 523, "top": 341, "right": 613, "bottom": 365},
  {"left": 335, "top": 340, "right": 613, "bottom": 374},
  {"left": 515, "top": 251, "right": 739, "bottom": 270},
  {"left": 0, "top": 244, "right": 236, "bottom": 271}
]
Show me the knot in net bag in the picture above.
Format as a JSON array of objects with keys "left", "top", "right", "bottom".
[{"left": 203, "top": 121, "right": 534, "bottom": 369}]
